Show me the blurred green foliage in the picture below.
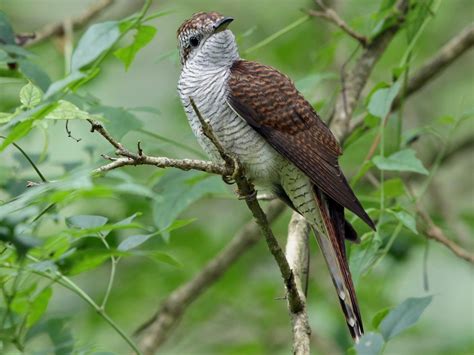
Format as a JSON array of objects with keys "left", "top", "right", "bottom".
[{"left": 0, "top": 0, "right": 473, "bottom": 354}]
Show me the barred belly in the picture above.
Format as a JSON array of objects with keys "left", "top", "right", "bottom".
[{"left": 178, "top": 62, "right": 282, "bottom": 186}]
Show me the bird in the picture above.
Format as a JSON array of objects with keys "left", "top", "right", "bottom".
[{"left": 176, "top": 11, "right": 375, "bottom": 342}]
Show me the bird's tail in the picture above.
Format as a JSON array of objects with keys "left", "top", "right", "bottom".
[{"left": 312, "top": 187, "right": 364, "bottom": 342}]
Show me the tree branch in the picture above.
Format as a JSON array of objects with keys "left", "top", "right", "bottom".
[
  {"left": 392, "top": 24, "right": 474, "bottom": 109},
  {"left": 329, "top": 0, "right": 409, "bottom": 142},
  {"left": 20, "top": 0, "right": 114, "bottom": 47},
  {"left": 136, "top": 200, "right": 286, "bottom": 354},
  {"left": 307, "top": 1, "right": 368, "bottom": 47},
  {"left": 349, "top": 24, "right": 474, "bottom": 134},
  {"left": 285, "top": 212, "right": 312, "bottom": 355},
  {"left": 416, "top": 202, "right": 474, "bottom": 264},
  {"left": 89, "top": 120, "right": 231, "bottom": 176}
]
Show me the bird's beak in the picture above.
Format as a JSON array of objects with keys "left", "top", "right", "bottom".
[{"left": 213, "top": 17, "right": 234, "bottom": 33}]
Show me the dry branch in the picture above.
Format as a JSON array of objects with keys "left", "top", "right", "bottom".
[
  {"left": 89, "top": 119, "right": 231, "bottom": 176},
  {"left": 285, "top": 212, "right": 312, "bottom": 355},
  {"left": 416, "top": 203, "right": 474, "bottom": 264},
  {"left": 136, "top": 200, "right": 286, "bottom": 354}
]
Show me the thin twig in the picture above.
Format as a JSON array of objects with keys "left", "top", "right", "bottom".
[
  {"left": 307, "top": 0, "right": 368, "bottom": 46},
  {"left": 136, "top": 200, "right": 286, "bottom": 354},
  {"left": 21, "top": 0, "right": 114, "bottom": 47},
  {"left": 89, "top": 119, "right": 232, "bottom": 177},
  {"left": 416, "top": 203, "right": 474, "bottom": 264}
]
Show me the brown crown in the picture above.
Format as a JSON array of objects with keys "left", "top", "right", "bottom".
[{"left": 177, "top": 11, "right": 224, "bottom": 37}]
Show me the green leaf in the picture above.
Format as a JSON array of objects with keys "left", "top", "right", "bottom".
[
  {"left": 379, "top": 296, "right": 433, "bottom": 340},
  {"left": 0, "top": 118, "right": 34, "bottom": 152},
  {"left": 118, "top": 232, "right": 159, "bottom": 251},
  {"left": 19, "top": 82, "right": 43, "bottom": 108},
  {"left": 44, "top": 71, "right": 86, "bottom": 99},
  {"left": 145, "top": 251, "right": 181, "bottom": 267},
  {"left": 373, "top": 178, "right": 405, "bottom": 199},
  {"left": 91, "top": 106, "right": 142, "bottom": 139},
  {"left": 45, "top": 318, "right": 74, "bottom": 354},
  {"left": 349, "top": 231, "right": 382, "bottom": 283},
  {"left": 0, "top": 112, "right": 14, "bottom": 124},
  {"left": 71, "top": 21, "right": 120, "bottom": 70},
  {"left": 27, "top": 287, "right": 52, "bottom": 327},
  {"left": 355, "top": 332, "right": 385, "bottom": 355},
  {"left": 66, "top": 215, "right": 108, "bottom": 229},
  {"left": 114, "top": 25, "right": 157, "bottom": 70},
  {"left": 45, "top": 100, "right": 97, "bottom": 120},
  {"left": 372, "top": 308, "right": 391, "bottom": 329},
  {"left": 390, "top": 210, "right": 418, "bottom": 234},
  {"left": 18, "top": 59, "right": 52, "bottom": 92},
  {"left": 0, "top": 11, "right": 15, "bottom": 44},
  {"left": 368, "top": 81, "right": 401, "bottom": 118},
  {"left": 59, "top": 249, "right": 112, "bottom": 275},
  {"left": 373, "top": 149, "right": 428, "bottom": 175},
  {"left": 153, "top": 170, "right": 227, "bottom": 241}
]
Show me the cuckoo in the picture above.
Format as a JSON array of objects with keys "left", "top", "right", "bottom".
[{"left": 177, "top": 12, "right": 375, "bottom": 341}]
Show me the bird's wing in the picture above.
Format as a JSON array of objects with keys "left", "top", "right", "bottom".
[{"left": 228, "top": 60, "right": 374, "bottom": 229}]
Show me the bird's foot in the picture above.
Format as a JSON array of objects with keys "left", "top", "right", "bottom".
[
  {"left": 237, "top": 188, "right": 257, "bottom": 201},
  {"left": 222, "top": 156, "right": 241, "bottom": 185}
]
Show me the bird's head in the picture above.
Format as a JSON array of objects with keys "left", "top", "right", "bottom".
[{"left": 177, "top": 12, "right": 237, "bottom": 66}]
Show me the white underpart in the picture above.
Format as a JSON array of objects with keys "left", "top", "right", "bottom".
[{"left": 178, "top": 30, "right": 283, "bottom": 187}]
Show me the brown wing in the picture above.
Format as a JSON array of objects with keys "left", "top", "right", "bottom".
[{"left": 228, "top": 60, "right": 375, "bottom": 229}]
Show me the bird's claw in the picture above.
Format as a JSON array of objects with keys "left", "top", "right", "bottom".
[
  {"left": 222, "top": 175, "right": 235, "bottom": 185},
  {"left": 238, "top": 188, "right": 257, "bottom": 201}
]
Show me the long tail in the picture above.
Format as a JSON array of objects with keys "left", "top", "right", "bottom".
[{"left": 312, "top": 186, "right": 364, "bottom": 342}]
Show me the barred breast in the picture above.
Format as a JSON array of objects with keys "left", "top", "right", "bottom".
[{"left": 178, "top": 60, "right": 282, "bottom": 187}]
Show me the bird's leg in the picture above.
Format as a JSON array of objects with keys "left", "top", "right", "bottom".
[{"left": 222, "top": 155, "right": 239, "bottom": 185}]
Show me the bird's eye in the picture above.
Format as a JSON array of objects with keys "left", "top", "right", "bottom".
[{"left": 189, "top": 36, "right": 200, "bottom": 47}]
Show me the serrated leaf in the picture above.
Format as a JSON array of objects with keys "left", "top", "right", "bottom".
[
  {"left": 373, "top": 149, "right": 428, "bottom": 175},
  {"left": 380, "top": 296, "right": 433, "bottom": 340},
  {"left": 20, "top": 82, "right": 43, "bottom": 108},
  {"left": 368, "top": 81, "right": 401, "bottom": 118},
  {"left": 355, "top": 332, "right": 385, "bottom": 355},
  {"left": 71, "top": 21, "right": 120, "bottom": 70},
  {"left": 390, "top": 210, "right": 418, "bottom": 234},
  {"left": 114, "top": 25, "right": 157, "bottom": 70},
  {"left": 27, "top": 287, "right": 52, "bottom": 327},
  {"left": 66, "top": 215, "right": 108, "bottom": 229},
  {"left": 45, "top": 100, "right": 96, "bottom": 120}
]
